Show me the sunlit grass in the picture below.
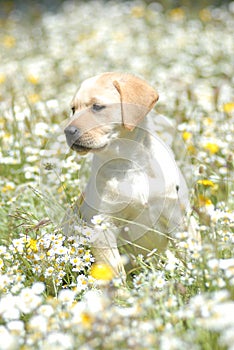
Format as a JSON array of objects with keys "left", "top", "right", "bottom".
[{"left": 0, "top": 1, "right": 233, "bottom": 349}]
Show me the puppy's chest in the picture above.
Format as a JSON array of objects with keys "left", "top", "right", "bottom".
[{"left": 101, "top": 170, "right": 149, "bottom": 208}]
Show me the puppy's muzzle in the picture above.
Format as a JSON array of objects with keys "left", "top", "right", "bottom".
[
  {"left": 64, "top": 125, "right": 96, "bottom": 154},
  {"left": 64, "top": 125, "right": 81, "bottom": 148}
]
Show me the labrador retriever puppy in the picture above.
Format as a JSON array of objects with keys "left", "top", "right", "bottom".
[{"left": 64, "top": 72, "right": 193, "bottom": 279}]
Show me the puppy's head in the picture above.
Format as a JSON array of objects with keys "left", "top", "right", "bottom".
[{"left": 64, "top": 72, "right": 159, "bottom": 154}]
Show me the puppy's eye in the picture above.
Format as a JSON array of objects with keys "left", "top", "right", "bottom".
[
  {"left": 92, "top": 104, "right": 106, "bottom": 112},
  {"left": 71, "top": 107, "right": 75, "bottom": 115}
]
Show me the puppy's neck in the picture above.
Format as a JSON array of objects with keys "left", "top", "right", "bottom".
[{"left": 94, "top": 118, "right": 150, "bottom": 162}]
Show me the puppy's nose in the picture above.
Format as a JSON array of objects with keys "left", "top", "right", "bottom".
[
  {"left": 64, "top": 125, "right": 80, "bottom": 147},
  {"left": 64, "top": 125, "right": 79, "bottom": 136}
]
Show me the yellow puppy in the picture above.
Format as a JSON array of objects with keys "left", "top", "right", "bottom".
[{"left": 64, "top": 72, "right": 192, "bottom": 279}]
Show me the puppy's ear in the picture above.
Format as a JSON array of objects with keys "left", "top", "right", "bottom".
[{"left": 113, "top": 75, "right": 159, "bottom": 131}]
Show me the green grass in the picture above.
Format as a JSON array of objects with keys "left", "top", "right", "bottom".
[{"left": 0, "top": 1, "right": 233, "bottom": 349}]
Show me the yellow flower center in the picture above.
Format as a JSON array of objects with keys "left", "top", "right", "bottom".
[{"left": 81, "top": 312, "right": 93, "bottom": 327}]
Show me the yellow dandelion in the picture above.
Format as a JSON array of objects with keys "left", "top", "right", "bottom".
[
  {"left": 28, "top": 93, "right": 40, "bottom": 104},
  {"left": 198, "top": 194, "right": 213, "bottom": 207},
  {"left": 17, "top": 346, "right": 31, "bottom": 350},
  {"left": 3, "top": 132, "right": 11, "bottom": 140},
  {"left": 0, "top": 258, "right": 4, "bottom": 269},
  {"left": 0, "top": 73, "right": 6, "bottom": 84},
  {"left": 131, "top": 6, "right": 145, "bottom": 18},
  {"left": 0, "top": 117, "right": 5, "bottom": 126},
  {"left": 182, "top": 131, "right": 192, "bottom": 141},
  {"left": 197, "top": 179, "right": 215, "bottom": 187},
  {"left": 203, "top": 142, "right": 219, "bottom": 154},
  {"left": 90, "top": 262, "right": 114, "bottom": 281},
  {"left": 57, "top": 185, "right": 64, "bottom": 194},
  {"left": 157, "top": 324, "right": 165, "bottom": 332},
  {"left": 199, "top": 9, "right": 212, "bottom": 22},
  {"left": 3, "top": 35, "right": 16, "bottom": 48},
  {"left": 169, "top": 8, "right": 185, "bottom": 21},
  {"left": 187, "top": 144, "right": 197, "bottom": 155},
  {"left": 27, "top": 239, "right": 38, "bottom": 253},
  {"left": 223, "top": 102, "right": 234, "bottom": 113},
  {"left": 27, "top": 74, "right": 39, "bottom": 85},
  {"left": 1, "top": 184, "right": 15, "bottom": 192}
]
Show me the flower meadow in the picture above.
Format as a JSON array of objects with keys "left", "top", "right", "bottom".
[{"left": 0, "top": 1, "right": 234, "bottom": 349}]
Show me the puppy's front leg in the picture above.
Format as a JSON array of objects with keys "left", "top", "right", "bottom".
[{"left": 91, "top": 229, "right": 126, "bottom": 281}]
